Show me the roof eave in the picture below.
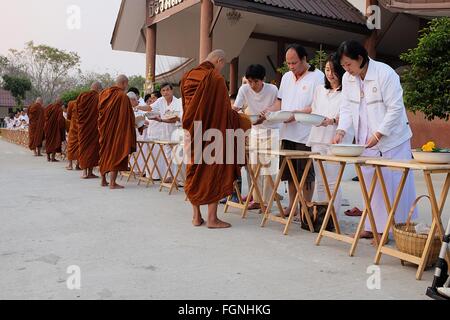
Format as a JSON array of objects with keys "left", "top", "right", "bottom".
[{"left": 213, "top": 0, "right": 371, "bottom": 35}]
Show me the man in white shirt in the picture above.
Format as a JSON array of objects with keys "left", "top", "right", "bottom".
[
  {"left": 234, "top": 64, "right": 279, "bottom": 211},
  {"left": 264, "top": 44, "right": 324, "bottom": 217},
  {"left": 150, "top": 83, "right": 183, "bottom": 183}
]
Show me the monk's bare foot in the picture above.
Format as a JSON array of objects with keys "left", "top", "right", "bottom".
[
  {"left": 75, "top": 165, "right": 81, "bottom": 171},
  {"left": 192, "top": 218, "right": 205, "bottom": 227},
  {"left": 110, "top": 183, "right": 124, "bottom": 189},
  {"left": 66, "top": 166, "right": 73, "bottom": 170},
  {"left": 87, "top": 173, "right": 98, "bottom": 179},
  {"left": 101, "top": 180, "right": 109, "bottom": 187},
  {"left": 207, "top": 219, "right": 231, "bottom": 229}
]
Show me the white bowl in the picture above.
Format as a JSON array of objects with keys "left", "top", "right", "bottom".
[
  {"left": 412, "top": 151, "right": 450, "bottom": 164},
  {"left": 294, "top": 112, "right": 326, "bottom": 126},
  {"left": 247, "top": 114, "right": 263, "bottom": 125},
  {"left": 135, "top": 116, "right": 145, "bottom": 128},
  {"left": 329, "top": 144, "right": 366, "bottom": 157},
  {"left": 266, "top": 111, "right": 293, "bottom": 123}
]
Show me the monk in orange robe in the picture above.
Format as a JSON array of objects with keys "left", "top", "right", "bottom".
[
  {"left": 181, "top": 50, "right": 251, "bottom": 228},
  {"left": 44, "top": 98, "right": 66, "bottom": 162},
  {"left": 66, "top": 100, "right": 80, "bottom": 170},
  {"left": 98, "top": 75, "right": 136, "bottom": 189},
  {"left": 27, "top": 97, "right": 45, "bottom": 156},
  {"left": 77, "top": 81, "right": 102, "bottom": 179}
]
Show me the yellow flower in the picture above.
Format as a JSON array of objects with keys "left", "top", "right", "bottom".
[{"left": 422, "top": 141, "right": 436, "bottom": 152}]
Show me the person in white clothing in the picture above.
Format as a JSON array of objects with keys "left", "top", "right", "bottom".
[
  {"left": 333, "top": 40, "right": 417, "bottom": 242},
  {"left": 263, "top": 44, "right": 325, "bottom": 217},
  {"left": 307, "top": 54, "right": 353, "bottom": 214},
  {"left": 234, "top": 64, "right": 280, "bottom": 210},
  {"left": 150, "top": 83, "right": 183, "bottom": 183}
]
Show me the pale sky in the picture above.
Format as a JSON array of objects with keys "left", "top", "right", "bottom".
[
  {"left": 0, "top": 0, "right": 146, "bottom": 76},
  {"left": 0, "top": 0, "right": 366, "bottom": 77}
]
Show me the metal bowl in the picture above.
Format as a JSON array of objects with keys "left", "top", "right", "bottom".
[
  {"left": 293, "top": 112, "right": 326, "bottom": 126},
  {"left": 329, "top": 144, "right": 366, "bottom": 157},
  {"left": 266, "top": 111, "right": 293, "bottom": 123},
  {"left": 412, "top": 151, "right": 450, "bottom": 164}
]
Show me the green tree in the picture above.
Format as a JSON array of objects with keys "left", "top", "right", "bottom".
[
  {"left": 309, "top": 49, "right": 328, "bottom": 72},
  {"left": 400, "top": 17, "right": 450, "bottom": 120},
  {"left": 60, "top": 87, "right": 89, "bottom": 105},
  {"left": 2, "top": 74, "right": 32, "bottom": 107},
  {"left": 128, "top": 75, "right": 146, "bottom": 96},
  {"left": 7, "top": 41, "right": 81, "bottom": 103}
]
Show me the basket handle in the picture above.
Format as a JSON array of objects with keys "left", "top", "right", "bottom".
[{"left": 405, "top": 195, "right": 430, "bottom": 228}]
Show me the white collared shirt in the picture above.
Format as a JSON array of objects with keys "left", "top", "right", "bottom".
[{"left": 278, "top": 69, "right": 325, "bottom": 143}]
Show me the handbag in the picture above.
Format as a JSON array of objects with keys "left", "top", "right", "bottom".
[{"left": 301, "top": 201, "right": 335, "bottom": 233}]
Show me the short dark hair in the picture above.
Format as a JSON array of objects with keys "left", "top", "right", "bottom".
[
  {"left": 245, "top": 64, "right": 266, "bottom": 81},
  {"left": 336, "top": 40, "right": 369, "bottom": 69},
  {"left": 324, "top": 53, "right": 345, "bottom": 91},
  {"left": 160, "top": 83, "right": 173, "bottom": 90},
  {"left": 152, "top": 90, "right": 162, "bottom": 98},
  {"left": 286, "top": 44, "right": 315, "bottom": 71},
  {"left": 128, "top": 87, "right": 140, "bottom": 97}
]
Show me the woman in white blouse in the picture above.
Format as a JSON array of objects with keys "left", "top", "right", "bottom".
[
  {"left": 333, "top": 40, "right": 417, "bottom": 241},
  {"left": 308, "top": 54, "right": 352, "bottom": 213}
]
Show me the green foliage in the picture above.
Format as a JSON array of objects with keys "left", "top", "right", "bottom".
[
  {"left": 400, "top": 17, "right": 450, "bottom": 121},
  {"left": 276, "top": 62, "right": 289, "bottom": 76},
  {"left": 128, "top": 75, "right": 146, "bottom": 96},
  {"left": 309, "top": 50, "right": 328, "bottom": 72},
  {"left": 2, "top": 74, "right": 32, "bottom": 107},
  {"left": 7, "top": 41, "right": 81, "bottom": 103},
  {"left": 60, "top": 87, "right": 89, "bottom": 105}
]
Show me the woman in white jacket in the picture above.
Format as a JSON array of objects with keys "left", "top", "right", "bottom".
[
  {"left": 333, "top": 40, "right": 417, "bottom": 241},
  {"left": 308, "top": 54, "right": 353, "bottom": 214}
]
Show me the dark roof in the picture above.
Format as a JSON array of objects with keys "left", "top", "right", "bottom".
[
  {"left": 0, "top": 88, "right": 16, "bottom": 108},
  {"left": 253, "top": 0, "right": 366, "bottom": 25},
  {"left": 0, "top": 88, "right": 32, "bottom": 108},
  {"left": 214, "top": 0, "right": 369, "bottom": 34}
]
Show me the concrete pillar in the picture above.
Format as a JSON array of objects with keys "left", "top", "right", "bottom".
[
  {"left": 229, "top": 57, "right": 239, "bottom": 95},
  {"left": 364, "top": 0, "right": 378, "bottom": 58},
  {"left": 199, "top": 0, "right": 213, "bottom": 63},
  {"left": 146, "top": 24, "right": 157, "bottom": 89}
]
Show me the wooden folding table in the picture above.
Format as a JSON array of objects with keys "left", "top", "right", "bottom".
[
  {"left": 260, "top": 149, "right": 318, "bottom": 235},
  {"left": 311, "top": 155, "right": 381, "bottom": 256},
  {"left": 366, "top": 159, "right": 450, "bottom": 280}
]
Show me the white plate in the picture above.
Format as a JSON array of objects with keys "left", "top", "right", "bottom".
[
  {"left": 266, "top": 111, "right": 293, "bottom": 123},
  {"left": 145, "top": 111, "right": 160, "bottom": 119},
  {"left": 329, "top": 144, "right": 366, "bottom": 157},
  {"left": 294, "top": 112, "right": 326, "bottom": 126},
  {"left": 412, "top": 151, "right": 450, "bottom": 164}
]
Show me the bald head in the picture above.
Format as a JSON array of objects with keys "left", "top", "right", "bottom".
[
  {"left": 116, "top": 74, "right": 129, "bottom": 91},
  {"left": 35, "top": 97, "right": 43, "bottom": 105},
  {"left": 206, "top": 49, "right": 226, "bottom": 72},
  {"left": 55, "top": 97, "right": 63, "bottom": 105},
  {"left": 91, "top": 81, "right": 102, "bottom": 92}
]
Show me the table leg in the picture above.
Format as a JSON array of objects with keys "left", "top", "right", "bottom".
[
  {"left": 374, "top": 168, "right": 409, "bottom": 265},
  {"left": 261, "top": 158, "right": 286, "bottom": 228}
]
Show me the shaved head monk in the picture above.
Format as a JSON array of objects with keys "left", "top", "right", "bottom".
[
  {"left": 44, "top": 98, "right": 66, "bottom": 162},
  {"left": 27, "top": 97, "right": 45, "bottom": 156},
  {"left": 98, "top": 75, "right": 136, "bottom": 189},
  {"left": 66, "top": 100, "right": 80, "bottom": 170},
  {"left": 77, "top": 81, "right": 102, "bottom": 179},
  {"left": 181, "top": 49, "right": 251, "bottom": 229}
]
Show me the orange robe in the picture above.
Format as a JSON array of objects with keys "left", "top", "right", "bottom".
[
  {"left": 98, "top": 86, "right": 136, "bottom": 175},
  {"left": 66, "top": 100, "right": 79, "bottom": 161},
  {"left": 181, "top": 61, "right": 251, "bottom": 206},
  {"left": 77, "top": 90, "right": 100, "bottom": 169},
  {"left": 27, "top": 102, "right": 45, "bottom": 150},
  {"left": 44, "top": 102, "right": 66, "bottom": 154}
]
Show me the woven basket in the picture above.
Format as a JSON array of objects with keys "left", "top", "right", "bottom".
[{"left": 393, "top": 195, "right": 441, "bottom": 267}]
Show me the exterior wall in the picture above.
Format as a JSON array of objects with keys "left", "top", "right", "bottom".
[{"left": 407, "top": 111, "right": 450, "bottom": 148}]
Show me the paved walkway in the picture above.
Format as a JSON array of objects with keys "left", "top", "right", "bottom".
[{"left": 0, "top": 138, "right": 448, "bottom": 299}]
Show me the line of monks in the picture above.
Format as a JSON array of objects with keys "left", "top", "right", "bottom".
[{"left": 26, "top": 50, "right": 250, "bottom": 229}]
